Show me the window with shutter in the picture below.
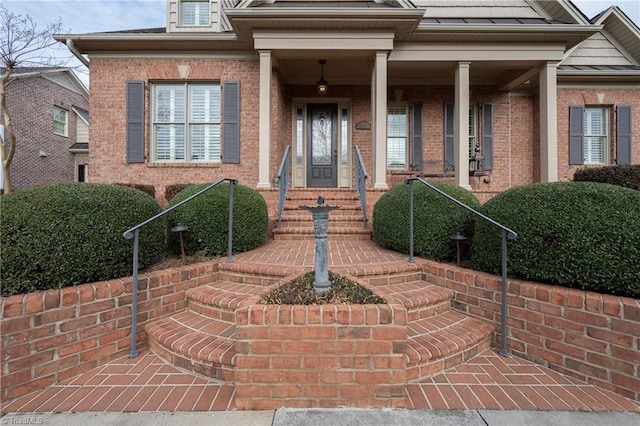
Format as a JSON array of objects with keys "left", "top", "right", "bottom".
[
  {"left": 443, "top": 103, "right": 492, "bottom": 171},
  {"left": 151, "top": 82, "right": 221, "bottom": 163},
  {"left": 387, "top": 103, "right": 408, "bottom": 169}
]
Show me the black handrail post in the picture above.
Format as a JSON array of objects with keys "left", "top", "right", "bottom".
[
  {"left": 500, "top": 229, "right": 508, "bottom": 357},
  {"left": 408, "top": 179, "right": 415, "bottom": 263},
  {"left": 227, "top": 180, "right": 235, "bottom": 263},
  {"left": 130, "top": 229, "right": 140, "bottom": 358}
]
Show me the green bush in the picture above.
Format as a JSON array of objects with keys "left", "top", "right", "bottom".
[
  {"left": 114, "top": 182, "right": 156, "bottom": 199},
  {"left": 372, "top": 181, "right": 480, "bottom": 261},
  {"left": 167, "top": 182, "right": 268, "bottom": 256},
  {"left": 1, "top": 183, "right": 165, "bottom": 296},
  {"left": 573, "top": 164, "right": 640, "bottom": 191},
  {"left": 472, "top": 182, "right": 640, "bottom": 298},
  {"left": 165, "top": 183, "right": 192, "bottom": 202}
]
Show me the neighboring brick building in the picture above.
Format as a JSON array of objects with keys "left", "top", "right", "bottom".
[
  {"left": 55, "top": 1, "right": 638, "bottom": 207},
  {"left": 1, "top": 68, "right": 89, "bottom": 191}
]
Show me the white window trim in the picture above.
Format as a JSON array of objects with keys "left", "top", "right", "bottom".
[
  {"left": 469, "top": 104, "right": 478, "bottom": 158},
  {"left": 53, "top": 106, "right": 68, "bottom": 137},
  {"left": 151, "top": 82, "right": 221, "bottom": 163},
  {"left": 387, "top": 102, "right": 408, "bottom": 170},
  {"left": 180, "top": 0, "right": 211, "bottom": 27},
  {"left": 583, "top": 106, "right": 610, "bottom": 165}
]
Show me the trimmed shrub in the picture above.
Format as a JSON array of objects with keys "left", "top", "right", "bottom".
[
  {"left": 167, "top": 182, "right": 268, "bottom": 256},
  {"left": 1, "top": 183, "right": 165, "bottom": 296},
  {"left": 573, "top": 164, "right": 640, "bottom": 191},
  {"left": 114, "top": 182, "right": 156, "bottom": 198},
  {"left": 472, "top": 182, "right": 640, "bottom": 298},
  {"left": 372, "top": 181, "right": 480, "bottom": 261},
  {"left": 165, "top": 183, "right": 193, "bottom": 203}
]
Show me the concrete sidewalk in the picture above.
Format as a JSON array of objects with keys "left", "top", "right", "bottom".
[{"left": 3, "top": 409, "right": 639, "bottom": 426}]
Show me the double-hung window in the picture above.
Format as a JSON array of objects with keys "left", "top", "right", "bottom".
[
  {"left": 387, "top": 103, "right": 408, "bottom": 170},
  {"left": 583, "top": 107, "right": 609, "bottom": 164},
  {"left": 152, "top": 83, "right": 221, "bottom": 163},
  {"left": 180, "top": 0, "right": 210, "bottom": 26},
  {"left": 468, "top": 105, "right": 478, "bottom": 158},
  {"left": 53, "top": 106, "right": 68, "bottom": 137}
]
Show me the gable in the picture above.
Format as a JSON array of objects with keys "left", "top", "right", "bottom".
[{"left": 562, "top": 32, "right": 635, "bottom": 66}]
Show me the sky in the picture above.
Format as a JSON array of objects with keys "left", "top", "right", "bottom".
[{"left": 2, "top": 0, "right": 639, "bottom": 84}]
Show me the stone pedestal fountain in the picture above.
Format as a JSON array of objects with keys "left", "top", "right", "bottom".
[{"left": 299, "top": 196, "right": 340, "bottom": 294}]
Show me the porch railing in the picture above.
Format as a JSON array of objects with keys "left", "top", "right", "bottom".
[
  {"left": 123, "top": 178, "right": 238, "bottom": 358},
  {"left": 406, "top": 177, "right": 517, "bottom": 357},
  {"left": 276, "top": 145, "right": 291, "bottom": 228},
  {"left": 354, "top": 145, "right": 368, "bottom": 228}
]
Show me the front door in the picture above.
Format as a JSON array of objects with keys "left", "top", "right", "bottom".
[{"left": 307, "top": 103, "right": 338, "bottom": 188}]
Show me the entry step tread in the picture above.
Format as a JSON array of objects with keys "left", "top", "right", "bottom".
[
  {"left": 187, "top": 282, "right": 265, "bottom": 310},
  {"left": 146, "top": 311, "right": 236, "bottom": 366},
  {"left": 374, "top": 281, "right": 454, "bottom": 310},
  {"left": 406, "top": 310, "right": 494, "bottom": 366}
]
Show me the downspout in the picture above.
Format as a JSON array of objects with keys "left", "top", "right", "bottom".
[{"left": 66, "top": 38, "right": 90, "bottom": 68}]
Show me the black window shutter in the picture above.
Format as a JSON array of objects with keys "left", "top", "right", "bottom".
[
  {"left": 616, "top": 105, "right": 632, "bottom": 165},
  {"left": 126, "top": 80, "right": 145, "bottom": 163},
  {"left": 444, "top": 103, "right": 455, "bottom": 169},
  {"left": 222, "top": 80, "right": 240, "bottom": 164},
  {"left": 482, "top": 103, "right": 494, "bottom": 171},
  {"left": 411, "top": 102, "right": 423, "bottom": 169},
  {"left": 569, "top": 105, "right": 584, "bottom": 165}
]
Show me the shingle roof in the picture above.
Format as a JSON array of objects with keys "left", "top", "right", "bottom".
[{"left": 420, "top": 17, "right": 565, "bottom": 25}]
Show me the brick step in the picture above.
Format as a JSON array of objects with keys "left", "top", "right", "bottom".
[
  {"left": 372, "top": 281, "right": 454, "bottom": 321},
  {"left": 276, "top": 220, "right": 365, "bottom": 229},
  {"left": 186, "top": 282, "right": 266, "bottom": 320},
  {"left": 272, "top": 226, "right": 372, "bottom": 240},
  {"left": 283, "top": 205, "right": 362, "bottom": 214},
  {"left": 146, "top": 310, "right": 236, "bottom": 382},
  {"left": 285, "top": 190, "right": 360, "bottom": 201},
  {"left": 405, "top": 310, "right": 494, "bottom": 381},
  {"left": 282, "top": 210, "right": 362, "bottom": 221}
]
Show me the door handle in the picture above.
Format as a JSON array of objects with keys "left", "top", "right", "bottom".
[{"left": 334, "top": 150, "right": 337, "bottom": 166}]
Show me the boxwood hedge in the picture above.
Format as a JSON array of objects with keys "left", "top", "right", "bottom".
[
  {"left": 573, "top": 164, "right": 640, "bottom": 191},
  {"left": 372, "top": 181, "right": 480, "bottom": 261},
  {"left": 472, "top": 182, "right": 640, "bottom": 298},
  {"left": 1, "top": 183, "right": 165, "bottom": 296},
  {"left": 167, "top": 182, "right": 268, "bottom": 256}
]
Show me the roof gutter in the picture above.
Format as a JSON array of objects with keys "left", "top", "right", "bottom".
[{"left": 66, "top": 38, "right": 90, "bottom": 67}]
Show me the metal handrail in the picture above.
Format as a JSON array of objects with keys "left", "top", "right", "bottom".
[
  {"left": 122, "top": 178, "right": 238, "bottom": 358},
  {"left": 276, "top": 146, "right": 291, "bottom": 227},
  {"left": 406, "top": 177, "right": 516, "bottom": 357},
  {"left": 354, "top": 145, "right": 368, "bottom": 228}
]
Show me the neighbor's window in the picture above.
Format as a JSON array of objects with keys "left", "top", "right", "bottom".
[
  {"left": 181, "top": 0, "right": 210, "bottom": 26},
  {"left": 53, "top": 106, "right": 68, "bottom": 137},
  {"left": 387, "top": 103, "right": 408, "bottom": 169},
  {"left": 583, "top": 107, "right": 609, "bottom": 164},
  {"left": 152, "top": 82, "right": 221, "bottom": 162}
]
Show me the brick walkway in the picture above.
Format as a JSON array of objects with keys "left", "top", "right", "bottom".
[{"left": 2, "top": 240, "right": 639, "bottom": 413}]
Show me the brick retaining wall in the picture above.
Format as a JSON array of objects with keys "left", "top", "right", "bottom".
[
  {"left": 0, "top": 262, "right": 218, "bottom": 402},
  {"left": 234, "top": 303, "right": 408, "bottom": 409},
  {"left": 421, "top": 260, "right": 640, "bottom": 401}
]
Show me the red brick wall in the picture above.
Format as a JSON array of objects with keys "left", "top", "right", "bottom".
[
  {"left": 234, "top": 302, "right": 407, "bottom": 409},
  {"left": 88, "top": 58, "right": 260, "bottom": 206},
  {"left": 556, "top": 87, "right": 640, "bottom": 181},
  {"left": 4, "top": 74, "right": 89, "bottom": 190},
  {"left": 422, "top": 260, "right": 640, "bottom": 401},
  {"left": 0, "top": 262, "right": 217, "bottom": 402}
]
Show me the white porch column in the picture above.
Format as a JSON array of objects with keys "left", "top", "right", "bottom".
[
  {"left": 539, "top": 62, "right": 558, "bottom": 182},
  {"left": 454, "top": 62, "right": 471, "bottom": 190},
  {"left": 373, "top": 51, "right": 388, "bottom": 189},
  {"left": 257, "top": 50, "right": 272, "bottom": 189}
]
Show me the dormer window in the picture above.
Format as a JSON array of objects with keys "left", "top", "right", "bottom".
[{"left": 181, "top": 0, "right": 210, "bottom": 27}]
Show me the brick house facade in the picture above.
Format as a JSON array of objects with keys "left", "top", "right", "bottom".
[
  {"left": 56, "top": 1, "right": 639, "bottom": 210},
  {"left": 1, "top": 68, "right": 89, "bottom": 191}
]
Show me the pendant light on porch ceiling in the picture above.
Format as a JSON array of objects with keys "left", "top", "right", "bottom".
[{"left": 316, "top": 59, "right": 328, "bottom": 97}]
